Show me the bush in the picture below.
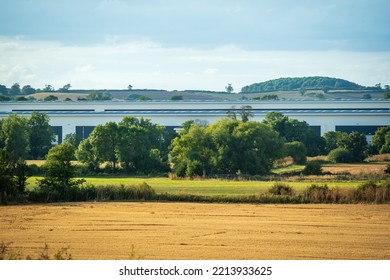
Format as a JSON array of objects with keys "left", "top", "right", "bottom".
[
  {"left": 354, "top": 180, "right": 390, "bottom": 203},
  {"left": 303, "top": 184, "right": 330, "bottom": 202},
  {"left": 95, "top": 183, "right": 156, "bottom": 201},
  {"left": 302, "top": 161, "right": 323, "bottom": 175},
  {"left": 170, "top": 95, "right": 183, "bottom": 100},
  {"left": 284, "top": 141, "right": 307, "bottom": 164},
  {"left": 268, "top": 183, "right": 294, "bottom": 196},
  {"left": 328, "top": 148, "right": 352, "bottom": 163}
]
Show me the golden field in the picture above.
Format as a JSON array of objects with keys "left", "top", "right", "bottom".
[{"left": 1, "top": 202, "right": 389, "bottom": 260}]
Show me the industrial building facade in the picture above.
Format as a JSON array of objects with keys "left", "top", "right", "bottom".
[{"left": 1, "top": 99, "right": 389, "bottom": 144}]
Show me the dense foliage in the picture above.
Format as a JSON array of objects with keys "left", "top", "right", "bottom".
[
  {"left": 241, "top": 76, "right": 366, "bottom": 93},
  {"left": 76, "top": 116, "right": 172, "bottom": 174},
  {"left": 262, "top": 112, "right": 324, "bottom": 156},
  {"left": 169, "top": 119, "right": 285, "bottom": 177}
]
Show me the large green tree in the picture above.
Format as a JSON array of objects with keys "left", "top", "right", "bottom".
[
  {"left": 9, "top": 83, "right": 21, "bottom": 95},
  {"left": 169, "top": 119, "right": 285, "bottom": 177},
  {"left": 28, "top": 112, "right": 54, "bottom": 159},
  {"left": 0, "top": 114, "right": 30, "bottom": 165},
  {"left": 263, "top": 112, "right": 324, "bottom": 156},
  {"left": 231, "top": 121, "right": 285, "bottom": 175},
  {"left": 117, "top": 117, "right": 167, "bottom": 173},
  {"left": 88, "top": 122, "right": 119, "bottom": 170},
  {"left": 0, "top": 150, "right": 16, "bottom": 204},
  {"left": 337, "top": 131, "right": 368, "bottom": 162},
  {"left": 21, "top": 85, "right": 36, "bottom": 95},
  {"left": 322, "top": 131, "right": 348, "bottom": 154},
  {"left": 38, "top": 142, "right": 84, "bottom": 201},
  {"left": 371, "top": 126, "right": 390, "bottom": 154},
  {"left": 169, "top": 125, "right": 212, "bottom": 177},
  {"left": 75, "top": 138, "right": 99, "bottom": 172}
]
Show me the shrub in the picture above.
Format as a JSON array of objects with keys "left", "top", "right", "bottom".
[
  {"left": 302, "top": 161, "right": 323, "bottom": 175},
  {"left": 96, "top": 183, "right": 156, "bottom": 201},
  {"left": 303, "top": 184, "right": 330, "bottom": 202},
  {"left": 284, "top": 141, "right": 307, "bottom": 164},
  {"left": 268, "top": 183, "right": 294, "bottom": 196},
  {"left": 354, "top": 180, "right": 390, "bottom": 203},
  {"left": 328, "top": 148, "right": 352, "bottom": 163},
  {"left": 170, "top": 95, "right": 183, "bottom": 100}
]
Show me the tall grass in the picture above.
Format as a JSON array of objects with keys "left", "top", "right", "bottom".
[{"left": 23, "top": 179, "right": 390, "bottom": 204}]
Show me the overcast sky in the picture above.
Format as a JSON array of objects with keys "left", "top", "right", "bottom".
[{"left": 1, "top": 0, "right": 389, "bottom": 91}]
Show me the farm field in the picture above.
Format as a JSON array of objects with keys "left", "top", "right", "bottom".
[
  {"left": 1, "top": 202, "right": 389, "bottom": 260},
  {"left": 26, "top": 176, "right": 361, "bottom": 196}
]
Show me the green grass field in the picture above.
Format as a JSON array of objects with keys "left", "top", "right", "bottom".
[{"left": 26, "top": 176, "right": 360, "bottom": 196}]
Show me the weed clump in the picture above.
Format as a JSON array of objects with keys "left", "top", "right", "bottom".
[
  {"left": 303, "top": 184, "right": 330, "bottom": 202},
  {"left": 96, "top": 183, "right": 156, "bottom": 201},
  {"left": 354, "top": 179, "right": 390, "bottom": 203}
]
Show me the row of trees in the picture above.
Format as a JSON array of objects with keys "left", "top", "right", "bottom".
[
  {"left": 1, "top": 112, "right": 389, "bottom": 179},
  {"left": 75, "top": 117, "right": 175, "bottom": 174},
  {"left": 0, "top": 83, "right": 73, "bottom": 96}
]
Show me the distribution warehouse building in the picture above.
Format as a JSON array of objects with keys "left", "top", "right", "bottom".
[{"left": 0, "top": 99, "right": 389, "bottom": 144}]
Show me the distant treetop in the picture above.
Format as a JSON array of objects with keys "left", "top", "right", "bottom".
[{"left": 241, "top": 76, "right": 367, "bottom": 93}]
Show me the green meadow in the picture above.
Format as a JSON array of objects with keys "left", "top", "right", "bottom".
[{"left": 26, "top": 176, "right": 360, "bottom": 197}]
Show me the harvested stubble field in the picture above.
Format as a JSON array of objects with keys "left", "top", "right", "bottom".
[{"left": 1, "top": 202, "right": 389, "bottom": 260}]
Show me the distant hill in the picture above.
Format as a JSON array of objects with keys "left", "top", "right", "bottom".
[{"left": 241, "top": 76, "right": 368, "bottom": 93}]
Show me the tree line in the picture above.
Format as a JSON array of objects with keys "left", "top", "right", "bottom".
[{"left": 1, "top": 111, "right": 389, "bottom": 202}]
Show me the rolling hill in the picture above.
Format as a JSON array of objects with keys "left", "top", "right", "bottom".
[{"left": 241, "top": 76, "right": 370, "bottom": 93}]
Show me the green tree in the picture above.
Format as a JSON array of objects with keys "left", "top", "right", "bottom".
[
  {"left": 169, "top": 124, "right": 212, "bottom": 177},
  {"left": 117, "top": 117, "right": 167, "bottom": 174},
  {"left": 337, "top": 131, "right": 368, "bottom": 162},
  {"left": 63, "top": 133, "right": 82, "bottom": 149},
  {"left": 323, "top": 131, "right": 348, "bottom": 154},
  {"left": 0, "top": 84, "right": 8, "bottom": 95},
  {"left": 169, "top": 119, "right": 285, "bottom": 177},
  {"left": 88, "top": 122, "right": 119, "bottom": 170},
  {"left": 38, "top": 142, "right": 85, "bottom": 201},
  {"left": 285, "top": 141, "right": 307, "bottom": 164},
  {"left": 21, "top": 85, "right": 36, "bottom": 95},
  {"left": 14, "top": 159, "right": 28, "bottom": 195},
  {"left": 44, "top": 95, "right": 58, "bottom": 101},
  {"left": 43, "top": 85, "right": 55, "bottom": 92},
  {"left": 207, "top": 119, "right": 240, "bottom": 174},
  {"left": 0, "top": 150, "right": 16, "bottom": 204},
  {"left": 170, "top": 95, "right": 183, "bottom": 100},
  {"left": 231, "top": 121, "right": 284, "bottom": 175},
  {"left": 380, "top": 133, "right": 390, "bottom": 154},
  {"left": 225, "top": 84, "right": 234, "bottom": 94},
  {"left": 328, "top": 147, "right": 352, "bottom": 163},
  {"left": 240, "top": 105, "right": 253, "bottom": 122},
  {"left": 371, "top": 126, "right": 390, "bottom": 154},
  {"left": 75, "top": 138, "right": 99, "bottom": 172},
  {"left": 58, "top": 84, "right": 71, "bottom": 92},
  {"left": 263, "top": 112, "right": 324, "bottom": 156},
  {"left": 0, "top": 114, "right": 30, "bottom": 165},
  {"left": 28, "top": 112, "right": 54, "bottom": 159},
  {"left": 9, "top": 83, "right": 21, "bottom": 95},
  {"left": 0, "top": 94, "right": 11, "bottom": 101}
]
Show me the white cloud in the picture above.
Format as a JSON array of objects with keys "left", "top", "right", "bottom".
[{"left": 0, "top": 37, "right": 390, "bottom": 91}]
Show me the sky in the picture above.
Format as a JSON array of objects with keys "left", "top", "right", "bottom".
[{"left": 1, "top": 0, "right": 390, "bottom": 91}]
